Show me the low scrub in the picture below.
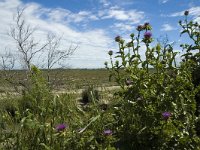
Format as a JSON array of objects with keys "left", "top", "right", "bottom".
[{"left": 0, "top": 11, "right": 200, "bottom": 149}]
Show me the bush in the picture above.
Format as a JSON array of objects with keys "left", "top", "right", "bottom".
[
  {"left": 106, "top": 12, "right": 200, "bottom": 149},
  {"left": 179, "top": 12, "right": 200, "bottom": 136},
  {"left": 81, "top": 85, "right": 100, "bottom": 104},
  {"left": 1, "top": 11, "right": 200, "bottom": 150}
]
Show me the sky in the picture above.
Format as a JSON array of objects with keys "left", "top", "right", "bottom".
[{"left": 0, "top": 0, "right": 200, "bottom": 69}]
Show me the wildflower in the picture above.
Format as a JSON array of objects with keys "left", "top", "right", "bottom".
[
  {"left": 136, "top": 25, "right": 143, "bottom": 31},
  {"left": 108, "top": 50, "right": 113, "bottom": 56},
  {"left": 144, "top": 32, "right": 152, "bottom": 39},
  {"left": 56, "top": 124, "right": 67, "bottom": 132},
  {"left": 115, "top": 36, "right": 121, "bottom": 42},
  {"left": 103, "top": 129, "right": 112, "bottom": 136},
  {"left": 184, "top": 10, "right": 189, "bottom": 16},
  {"left": 162, "top": 112, "right": 171, "bottom": 120}
]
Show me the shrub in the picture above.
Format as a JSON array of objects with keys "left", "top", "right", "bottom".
[
  {"left": 81, "top": 85, "right": 100, "bottom": 104},
  {"left": 106, "top": 15, "right": 200, "bottom": 149},
  {"left": 179, "top": 11, "right": 200, "bottom": 136},
  {"left": 1, "top": 11, "right": 200, "bottom": 150},
  {"left": 0, "top": 65, "right": 116, "bottom": 149}
]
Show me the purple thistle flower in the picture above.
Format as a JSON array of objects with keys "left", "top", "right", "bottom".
[
  {"left": 162, "top": 112, "right": 171, "bottom": 120},
  {"left": 144, "top": 32, "right": 152, "bottom": 39},
  {"left": 103, "top": 129, "right": 112, "bottom": 136},
  {"left": 56, "top": 124, "right": 67, "bottom": 132}
]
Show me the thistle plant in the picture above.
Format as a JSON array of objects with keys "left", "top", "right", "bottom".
[
  {"left": 179, "top": 10, "right": 200, "bottom": 136},
  {"left": 180, "top": 11, "right": 200, "bottom": 64},
  {"left": 1, "top": 10, "right": 200, "bottom": 150},
  {"left": 106, "top": 19, "right": 200, "bottom": 149}
]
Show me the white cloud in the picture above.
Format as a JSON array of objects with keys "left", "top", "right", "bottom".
[
  {"left": 100, "top": 7, "right": 145, "bottom": 24},
  {"left": 99, "top": 7, "right": 145, "bottom": 34},
  {"left": 99, "top": 0, "right": 134, "bottom": 8},
  {"left": 161, "top": 24, "right": 176, "bottom": 31},
  {"left": 99, "top": 0, "right": 111, "bottom": 7},
  {"left": 47, "top": 8, "right": 70, "bottom": 23},
  {"left": 170, "top": 7, "right": 200, "bottom": 23},
  {"left": 107, "top": 9, "right": 130, "bottom": 20},
  {"left": 0, "top": 0, "right": 112, "bottom": 68},
  {"left": 159, "top": 0, "right": 170, "bottom": 4},
  {"left": 39, "top": 7, "right": 99, "bottom": 24},
  {"left": 111, "top": 23, "right": 134, "bottom": 34},
  {"left": 0, "top": 0, "right": 21, "bottom": 9}
]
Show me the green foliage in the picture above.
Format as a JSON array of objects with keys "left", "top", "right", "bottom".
[
  {"left": 18, "top": 65, "right": 52, "bottom": 114},
  {"left": 81, "top": 85, "right": 100, "bottom": 104},
  {"left": 106, "top": 18, "right": 200, "bottom": 149},
  {"left": 1, "top": 11, "right": 200, "bottom": 149},
  {"left": 179, "top": 12, "right": 200, "bottom": 136},
  {"left": 0, "top": 65, "right": 116, "bottom": 149}
]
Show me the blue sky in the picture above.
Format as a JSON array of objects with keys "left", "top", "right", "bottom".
[{"left": 0, "top": 0, "right": 200, "bottom": 68}]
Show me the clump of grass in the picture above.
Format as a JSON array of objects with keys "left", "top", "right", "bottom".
[
  {"left": 0, "top": 98, "right": 18, "bottom": 118},
  {"left": 81, "top": 85, "right": 100, "bottom": 104}
]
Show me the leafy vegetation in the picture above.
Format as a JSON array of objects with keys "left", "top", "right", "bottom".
[{"left": 0, "top": 11, "right": 200, "bottom": 149}]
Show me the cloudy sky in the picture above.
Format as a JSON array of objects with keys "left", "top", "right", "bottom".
[{"left": 0, "top": 0, "right": 200, "bottom": 68}]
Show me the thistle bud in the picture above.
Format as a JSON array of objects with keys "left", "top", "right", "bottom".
[
  {"left": 136, "top": 25, "right": 143, "bottom": 31},
  {"left": 143, "top": 22, "right": 152, "bottom": 30},
  {"left": 104, "top": 61, "right": 108, "bottom": 66},
  {"left": 108, "top": 50, "right": 113, "bottom": 56},
  {"left": 156, "top": 44, "right": 161, "bottom": 52},
  {"left": 115, "top": 60, "right": 119, "bottom": 67},
  {"left": 119, "top": 39, "right": 125, "bottom": 44},
  {"left": 184, "top": 10, "right": 189, "bottom": 16},
  {"left": 130, "top": 33, "right": 134, "bottom": 38},
  {"left": 144, "top": 22, "right": 149, "bottom": 26},
  {"left": 115, "top": 36, "right": 121, "bottom": 42}
]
